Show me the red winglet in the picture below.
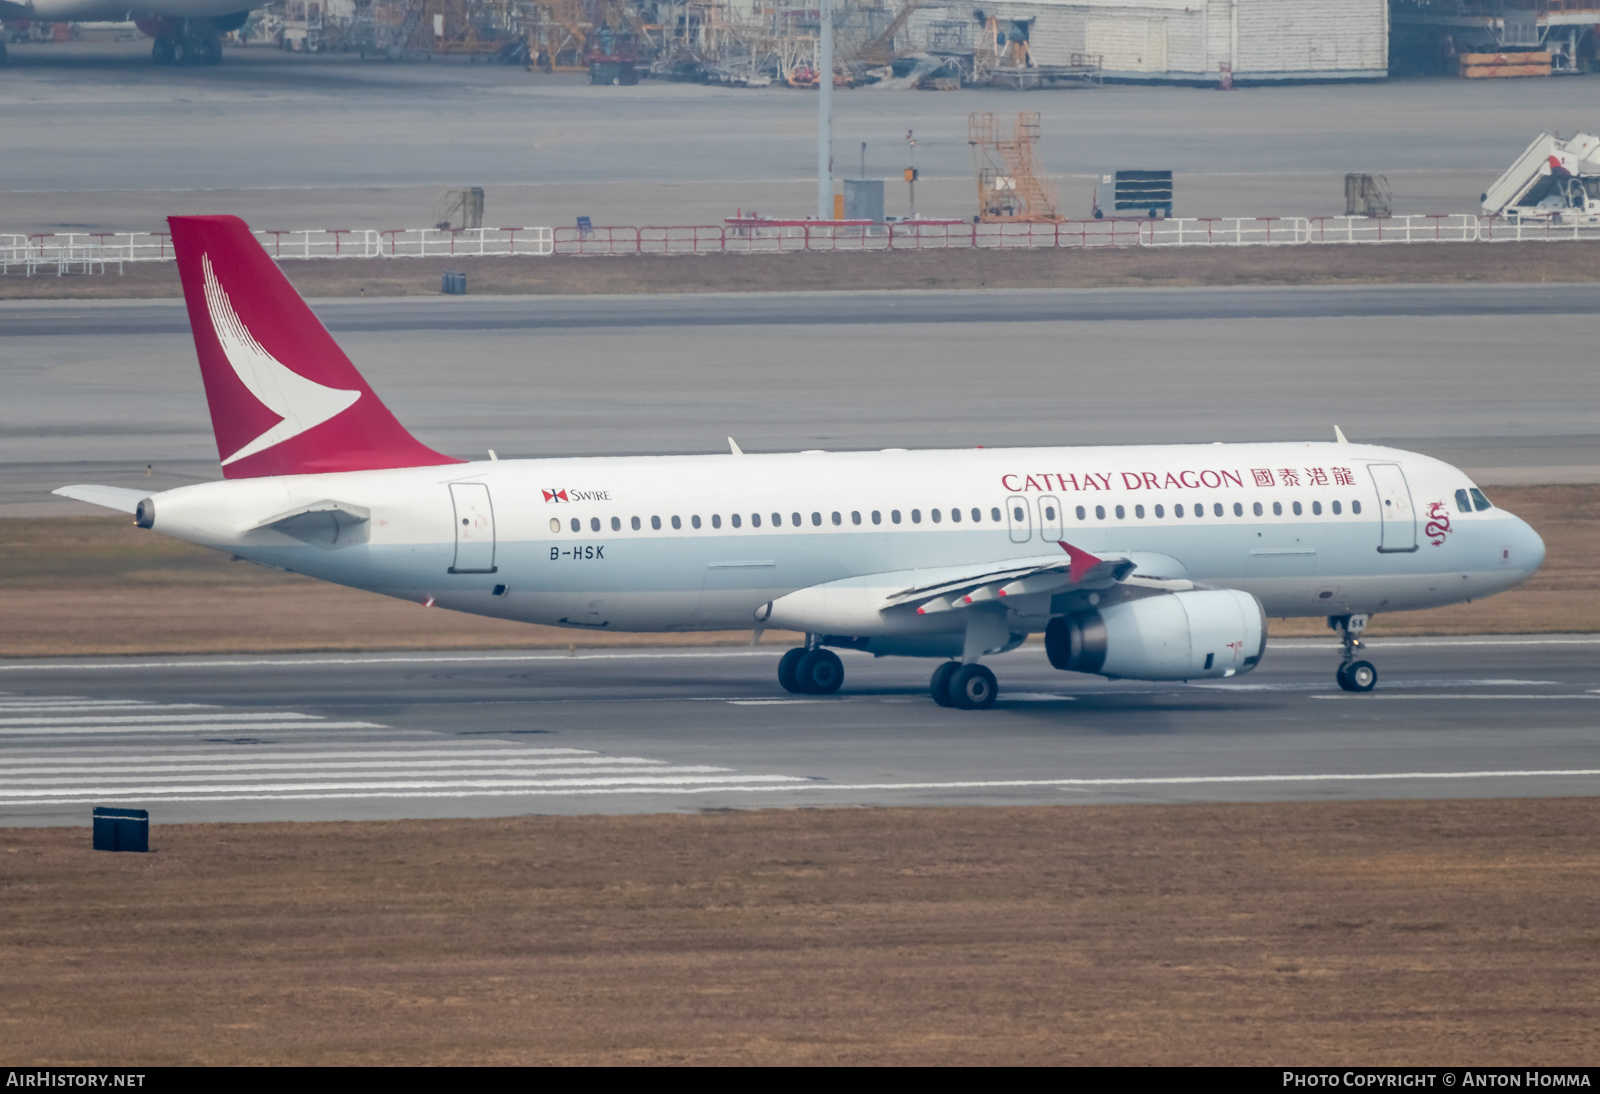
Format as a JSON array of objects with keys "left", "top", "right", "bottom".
[{"left": 1057, "top": 540, "right": 1104, "bottom": 586}]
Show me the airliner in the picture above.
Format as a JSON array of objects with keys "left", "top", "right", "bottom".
[
  {"left": 58, "top": 216, "right": 1546, "bottom": 709},
  {"left": 0, "top": 0, "right": 248, "bottom": 65}
]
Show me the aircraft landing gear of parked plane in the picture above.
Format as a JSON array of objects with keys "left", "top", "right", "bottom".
[
  {"left": 930, "top": 661, "right": 998, "bottom": 710},
  {"left": 1330, "top": 614, "right": 1377, "bottom": 692},
  {"left": 777, "top": 642, "right": 843, "bottom": 695},
  {"left": 153, "top": 34, "right": 223, "bottom": 65}
]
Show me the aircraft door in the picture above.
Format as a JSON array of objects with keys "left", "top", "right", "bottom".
[
  {"left": 1006, "top": 494, "right": 1032, "bottom": 544},
  {"left": 449, "top": 482, "right": 498, "bottom": 573},
  {"left": 1368, "top": 463, "right": 1418, "bottom": 553},
  {"left": 1037, "top": 495, "right": 1063, "bottom": 541}
]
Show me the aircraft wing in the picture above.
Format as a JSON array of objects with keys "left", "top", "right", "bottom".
[
  {"left": 52, "top": 484, "right": 148, "bottom": 514},
  {"left": 883, "top": 541, "right": 1142, "bottom": 616}
]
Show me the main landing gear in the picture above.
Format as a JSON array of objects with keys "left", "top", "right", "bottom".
[
  {"left": 1331, "top": 614, "right": 1377, "bottom": 692},
  {"left": 930, "top": 661, "right": 998, "bottom": 710},
  {"left": 777, "top": 643, "right": 843, "bottom": 695}
]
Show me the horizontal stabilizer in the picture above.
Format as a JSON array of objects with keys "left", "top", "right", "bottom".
[{"left": 52, "top": 485, "right": 147, "bottom": 514}]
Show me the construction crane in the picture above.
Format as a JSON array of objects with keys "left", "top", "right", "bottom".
[
  {"left": 854, "top": 0, "right": 923, "bottom": 67},
  {"left": 968, "top": 111, "right": 1063, "bottom": 223}
]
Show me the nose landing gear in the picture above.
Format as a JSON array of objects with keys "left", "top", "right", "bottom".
[{"left": 1330, "top": 614, "right": 1377, "bottom": 692}]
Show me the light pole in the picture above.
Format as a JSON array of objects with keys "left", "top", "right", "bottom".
[
  {"left": 905, "top": 129, "right": 917, "bottom": 220},
  {"left": 817, "top": 0, "right": 833, "bottom": 220}
]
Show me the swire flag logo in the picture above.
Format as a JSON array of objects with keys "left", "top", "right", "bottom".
[{"left": 542, "top": 489, "right": 569, "bottom": 503}]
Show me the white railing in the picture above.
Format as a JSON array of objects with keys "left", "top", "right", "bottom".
[{"left": 5, "top": 215, "right": 1599, "bottom": 274}]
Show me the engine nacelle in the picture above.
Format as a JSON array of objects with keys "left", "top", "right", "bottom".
[{"left": 1045, "top": 588, "right": 1266, "bottom": 681}]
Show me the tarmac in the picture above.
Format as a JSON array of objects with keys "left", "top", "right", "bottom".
[{"left": 1, "top": 635, "right": 1597, "bottom": 825}]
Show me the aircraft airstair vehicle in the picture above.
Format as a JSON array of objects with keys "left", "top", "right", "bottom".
[{"left": 1482, "top": 132, "right": 1600, "bottom": 224}]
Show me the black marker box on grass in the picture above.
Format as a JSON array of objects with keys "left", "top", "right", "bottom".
[{"left": 92, "top": 807, "right": 149, "bottom": 853}]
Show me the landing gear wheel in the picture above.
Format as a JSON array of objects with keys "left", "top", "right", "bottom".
[
  {"left": 777, "top": 648, "right": 806, "bottom": 694},
  {"left": 795, "top": 649, "right": 843, "bottom": 694},
  {"left": 201, "top": 36, "right": 222, "bottom": 65},
  {"left": 153, "top": 38, "right": 176, "bottom": 64},
  {"left": 1343, "top": 660, "right": 1377, "bottom": 693},
  {"left": 1336, "top": 662, "right": 1353, "bottom": 691},
  {"left": 949, "top": 664, "right": 998, "bottom": 710},
  {"left": 930, "top": 661, "right": 959, "bottom": 707}
]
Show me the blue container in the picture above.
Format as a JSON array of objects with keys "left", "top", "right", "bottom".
[
  {"left": 441, "top": 270, "right": 467, "bottom": 295},
  {"left": 92, "top": 806, "right": 149, "bottom": 852}
]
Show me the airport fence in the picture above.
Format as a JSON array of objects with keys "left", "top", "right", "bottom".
[{"left": 5, "top": 215, "right": 1600, "bottom": 274}]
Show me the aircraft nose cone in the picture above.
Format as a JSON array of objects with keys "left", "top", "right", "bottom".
[{"left": 1513, "top": 516, "right": 1546, "bottom": 576}]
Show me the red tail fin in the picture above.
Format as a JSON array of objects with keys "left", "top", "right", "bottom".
[{"left": 169, "top": 215, "right": 462, "bottom": 479}]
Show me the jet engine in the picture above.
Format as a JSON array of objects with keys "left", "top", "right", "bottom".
[{"left": 1045, "top": 588, "right": 1266, "bottom": 681}]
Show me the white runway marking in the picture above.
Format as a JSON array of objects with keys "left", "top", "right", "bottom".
[
  {"left": 1309, "top": 694, "right": 1600, "bottom": 701},
  {"left": 0, "top": 693, "right": 808, "bottom": 810}
]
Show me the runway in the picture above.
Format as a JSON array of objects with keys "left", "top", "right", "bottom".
[
  {"left": 2, "top": 636, "right": 1597, "bottom": 826},
  {"left": 6, "top": 284, "right": 1600, "bottom": 512}
]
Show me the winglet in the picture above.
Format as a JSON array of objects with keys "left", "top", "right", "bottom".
[
  {"left": 1057, "top": 540, "right": 1105, "bottom": 585},
  {"left": 1333, "top": 424, "right": 1349, "bottom": 444},
  {"left": 728, "top": 437, "right": 744, "bottom": 456}
]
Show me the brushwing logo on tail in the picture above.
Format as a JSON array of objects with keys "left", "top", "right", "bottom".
[{"left": 201, "top": 253, "right": 361, "bottom": 466}]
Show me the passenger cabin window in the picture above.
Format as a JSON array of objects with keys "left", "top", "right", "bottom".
[
  {"left": 1253, "top": 502, "right": 1263, "bottom": 517},
  {"left": 912, "top": 509, "right": 922, "bottom": 524},
  {"left": 631, "top": 516, "right": 641, "bottom": 531},
  {"left": 1213, "top": 503, "right": 1224, "bottom": 517},
  {"left": 1233, "top": 503, "right": 1243, "bottom": 517},
  {"left": 711, "top": 514, "right": 721, "bottom": 529},
  {"left": 1292, "top": 501, "right": 1303, "bottom": 516},
  {"left": 971, "top": 508, "right": 981, "bottom": 522},
  {"left": 1272, "top": 502, "right": 1282, "bottom": 516},
  {"left": 1114, "top": 505, "right": 1125, "bottom": 519},
  {"left": 1154, "top": 504, "right": 1165, "bottom": 518},
  {"left": 571, "top": 517, "right": 581, "bottom": 532},
  {"left": 949, "top": 508, "right": 960, "bottom": 523},
  {"left": 831, "top": 511, "right": 842, "bottom": 525},
  {"left": 591, "top": 517, "right": 601, "bottom": 532},
  {"left": 611, "top": 516, "right": 621, "bottom": 531},
  {"left": 752, "top": 513, "right": 761, "bottom": 528},
  {"left": 1312, "top": 501, "right": 1322, "bottom": 516},
  {"left": 1352, "top": 500, "right": 1362, "bottom": 514},
  {"left": 651, "top": 516, "right": 661, "bottom": 530},
  {"left": 671, "top": 516, "right": 682, "bottom": 530},
  {"left": 892, "top": 510, "right": 902, "bottom": 524},
  {"left": 931, "top": 509, "right": 941, "bottom": 523},
  {"left": 872, "top": 510, "right": 882, "bottom": 525},
  {"left": 1135, "top": 504, "right": 1145, "bottom": 518},
  {"left": 550, "top": 518, "right": 560, "bottom": 533},
  {"left": 1332, "top": 501, "right": 1342, "bottom": 515},
  {"left": 1095, "top": 505, "right": 1105, "bottom": 520},
  {"left": 1455, "top": 489, "right": 1472, "bottom": 513},
  {"left": 732, "top": 514, "right": 741, "bottom": 528},
  {"left": 851, "top": 511, "right": 861, "bottom": 525},
  {"left": 1175, "top": 504, "right": 1185, "bottom": 518},
  {"left": 771, "top": 513, "right": 780, "bottom": 526},
  {"left": 811, "top": 512, "right": 821, "bottom": 526},
  {"left": 792, "top": 513, "right": 801, "bottom": 527},
  {"left": 1193, "top": 503, "right": 1203, "bottom": 518},
  {"left": 1470, "top": 488, "right": 1493, "bottom": 511},
  {"left": 1076, "top": 506, "right": 1086, "bottom": 521}
]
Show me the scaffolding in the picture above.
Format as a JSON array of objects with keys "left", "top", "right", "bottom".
[{"left": 968, "top": 111, "right": 1063, "bottom": 223}]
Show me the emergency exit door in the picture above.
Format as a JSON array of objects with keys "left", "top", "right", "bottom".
[
  {"left": 1368, "top": 464, "right": 1418, "bottom": 553},
  {"left": 449, "top": 482, "right": 497, "bottom": 573}
]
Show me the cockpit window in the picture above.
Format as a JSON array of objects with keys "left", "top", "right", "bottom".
[
  {"left": 1455, "top": 489, "right": 1472, "bottom": 513},
  {"left": 1470, "top": 488, "right": 1493, "bottom": 512}
]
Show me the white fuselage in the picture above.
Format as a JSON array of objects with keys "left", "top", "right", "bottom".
[{"left": 142, "top": 441, "right": 1545, "bottom": 647}]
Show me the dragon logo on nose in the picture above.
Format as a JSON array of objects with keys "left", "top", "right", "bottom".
[{"left": 1425, "top": 501, "right": 1452, "bottom": 547}]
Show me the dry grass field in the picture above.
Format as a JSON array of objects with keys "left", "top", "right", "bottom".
[
  {"left": 4, "top": 799, "right": 1600, "bottom": 1064},
  {"left": 3, "top": 240, "right": 1599, "bottom": 300},
  {"left": 0, "top": 484, "right": 1592, "bottom": 658}
]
